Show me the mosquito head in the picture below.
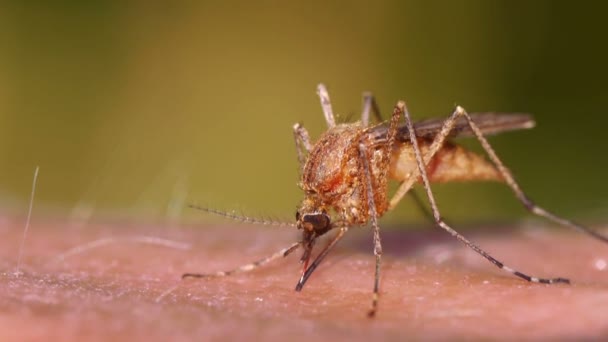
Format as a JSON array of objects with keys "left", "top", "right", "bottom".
[{"left": 295, "top": 203, "right": 332, "bottom": 237}]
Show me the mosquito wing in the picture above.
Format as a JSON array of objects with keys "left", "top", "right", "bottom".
[{"left": 370, "top": 113, "right": 535, "bottom": 144}]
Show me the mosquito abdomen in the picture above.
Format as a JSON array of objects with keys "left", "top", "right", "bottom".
[{"left": 389, "top": 140, "right": 503, "bottom": 183}]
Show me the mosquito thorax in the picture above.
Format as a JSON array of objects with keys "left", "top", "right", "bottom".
[{"left": 301, "top": 124, "right": 363, "bottom": 198}]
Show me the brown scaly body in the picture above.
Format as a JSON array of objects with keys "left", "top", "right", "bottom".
[
  {"left": 298, "top": 121, "right": 502, "bottom": 236},
  {"left": 299, "top": 122, "right": 388, "bottom": 227}
]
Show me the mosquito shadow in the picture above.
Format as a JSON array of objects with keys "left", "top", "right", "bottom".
[{"left": 343, "top": 222, "right": 516, "bottom": 257}]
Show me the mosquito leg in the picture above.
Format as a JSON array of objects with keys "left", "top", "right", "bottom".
[
  {"left": 361, "top": 91, "right": 383, "bottom": 127},
  {"left": 317, "top": 83, "right": 336, "bottom": 128},
  {"left": 295, "top": 227, "right": 348, "bottom": 291},
  {"left": 408, "top": 190, "right": 436, "bottom": 224},
  {"left": 389, "top": 180, "right": 415, "bottom": 211},
  {"left": 389, "top": 180, "right": 437, "bottom": 224},
  {"left": 357, "top": 102, "right": 404, "bottom": 317},
  {"left": 293, "top": 123, "right": 313, "bottom": 173},
  {"left": 359, "top": 142, "right": 384, "bottom": 317},
  {"left": 388, "top": 106, "right": 464, "bottom": 210},
  {"left": 400, "top": 102, "right": 570, "bottom": 284},
  {"left": 182, "top": 242, "right": 300, "bottom": 279},
  {"left": 459, "top": 108, "right": 608, "bottom": 243},
  {"left": 376, "top": 101, "right": 403, "bottom": 176}
]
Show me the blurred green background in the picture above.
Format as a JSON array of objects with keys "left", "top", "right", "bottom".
[{"left": 0, "top": 1, "right": 607, "bottom": 226}]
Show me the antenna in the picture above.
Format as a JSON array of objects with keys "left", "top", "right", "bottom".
[{"left": 188, "top": 204, "right": 296, "bottom": 228}]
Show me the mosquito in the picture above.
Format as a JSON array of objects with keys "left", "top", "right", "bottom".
[{"left": 183, "top": 84, "right": 607, "bottom": 317}]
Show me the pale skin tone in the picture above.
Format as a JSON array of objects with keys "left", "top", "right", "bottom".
[{"left": 1, "top": 218, "right": 607, "bottom": 341}]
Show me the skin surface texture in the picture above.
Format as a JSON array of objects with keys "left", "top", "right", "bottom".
[{"left": 0, "top": 215, "right": 607, "bottom": 341}]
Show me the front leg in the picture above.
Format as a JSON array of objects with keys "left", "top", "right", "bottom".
[
  {"left": 358, "top": 141, "right": 384, "bottom": 318},
  {"left": 360, "top": 102, "right": 404, "bottom": 317},
  {"left": 293, "top": 123, "right": 312, "bottom": 174}
]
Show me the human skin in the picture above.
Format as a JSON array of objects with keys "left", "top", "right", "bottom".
[{"left": 0, "top": 215, "right": 607, "bottom": 341}]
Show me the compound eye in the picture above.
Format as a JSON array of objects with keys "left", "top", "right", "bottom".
[
  {"left": 302, "top": 213, "right": 330, "bottom": 233},
  {"left": 295, "top": 211, "right": 301, "bottom": 221}
]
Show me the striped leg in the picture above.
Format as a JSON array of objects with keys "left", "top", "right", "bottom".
[
  {"left": 399, "top": 102, "right": 569, "bottom": 284},
  {"left": 458, "top": 108, "right": 608, "bottom": 244},
  {"left": 359, "top": 141, "right": 384, "bottom": 317},
  {"left": 361, "top": 101, "right": 404, "bottom": 317},
  {"left": 182, "top": 242, "right": 300, "bottom": 279}
]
